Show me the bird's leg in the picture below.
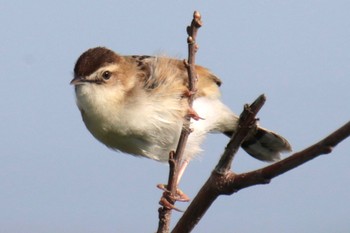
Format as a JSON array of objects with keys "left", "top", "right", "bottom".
[
  {"left": 174, "top": 159, "right": 190, "bottom": 202},
  {"left": 161, "top": 159, "right": 191, "bottom": 202},
  {"left": 182, "top": 87, "right": 203, "bottom": 121},
  {"left": 157, "top": 161, "right": 190, "bottom": 203},
  {"left": 177, "top": 159, "right": 189, "bottom": 186},
  {"left": 157, "top": 159, "right": 191, "bottom": 211}
]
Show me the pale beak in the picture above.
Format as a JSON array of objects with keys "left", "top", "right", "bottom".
[{"left": 70, "top": 75, "right": 85, "bottom": 85}]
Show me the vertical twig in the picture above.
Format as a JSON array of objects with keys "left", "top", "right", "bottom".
[{"left": 157, "top": 11, "right": 202, "bottom": 233}]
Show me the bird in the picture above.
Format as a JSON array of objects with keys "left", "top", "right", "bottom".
[{"left": 70, "top": 47, "right": 291, "bottom": 178}]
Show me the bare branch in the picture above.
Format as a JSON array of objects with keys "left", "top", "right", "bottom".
[
  {"left": 232, "top": 120, "right": 350, "bottom": 190},
  {"left": 157, "top": 10, "right": 350, "bottom": 233},
  {"left": 173, "top": 117, "right": 350, "bottom": 232},
  {"left": 157, "top": 152, "right": 176, "bottom": 232},
  {"left": 157, "top": 11, "right": 202, "bottom": 233}
]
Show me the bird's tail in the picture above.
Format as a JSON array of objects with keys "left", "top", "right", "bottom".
[{"left": 225, "top": 127, "right": 292, "bottom": 162}]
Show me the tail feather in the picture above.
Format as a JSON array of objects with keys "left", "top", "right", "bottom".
[{"left": 225, "top": 127, "right": 291, "bottom": 162}]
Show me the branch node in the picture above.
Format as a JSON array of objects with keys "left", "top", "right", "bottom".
[
  {"left": 194, "top": 44, "right": 199, "bottom": 52},
  {"left": 183, "top": 59, "right": 189, "bottom": 67},
  {"left": 262, "top": 178, "right": 271, "bottom": 184},
  {"left": 187, "top": 36, "right": 194, "bottom": 44},
  {"left": 324, "top": 146, "right": 333, "bottom": 154}
]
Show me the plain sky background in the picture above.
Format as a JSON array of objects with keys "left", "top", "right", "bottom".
[{"left": 1, "top": 1, "right": 350, "bottom": 232}]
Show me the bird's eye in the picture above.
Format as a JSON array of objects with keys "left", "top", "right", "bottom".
[{"left": 102, "top": 71, "right": 111, "bottom": 80}]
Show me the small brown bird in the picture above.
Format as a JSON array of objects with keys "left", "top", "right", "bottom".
[{"left": 71, "top": 47, "right": 291, "bottom": 172}]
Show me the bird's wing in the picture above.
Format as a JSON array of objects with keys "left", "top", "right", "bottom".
[{"left": 127, "top": 55, "right": 222, "bottom": 99}]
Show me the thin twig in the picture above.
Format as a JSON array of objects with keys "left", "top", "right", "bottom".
[
  {"left": 215, "top": 94, "right": 266, "bottom": 174},
  {"left": 157, "top": 11, "right": 202, "bottom": 233},
  {"left": 231, "top": 120, "right": 350, "bottom": 191}
]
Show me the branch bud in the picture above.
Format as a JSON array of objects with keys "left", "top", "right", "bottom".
[{"left": 187, "top": 36, "right": 194, "bottom": 44}]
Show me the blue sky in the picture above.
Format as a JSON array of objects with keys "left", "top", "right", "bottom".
[{"left": 1, "top": 1, "right": 350, "bottom": 232}]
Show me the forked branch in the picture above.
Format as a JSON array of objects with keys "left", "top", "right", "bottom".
[
  {"left": 172, "top": 94, "right": 267, "bottom": 233},
  {"left": 172, "top": 113, "right": 350, "bottom": 232}
]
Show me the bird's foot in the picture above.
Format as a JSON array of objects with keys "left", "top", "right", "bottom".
[
  {"left": 187, "top": 107, "right": 204, "bottom": 121},
  {"left": 157, "top": 184, "right": 190, "bottom": 202},
  {"left": 157, "top": 184, "right": 190, "bottom": 211}
]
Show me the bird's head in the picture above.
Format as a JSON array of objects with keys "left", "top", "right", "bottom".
[{"left": 71, "top": 47, "right": 122, "bottom": 86}]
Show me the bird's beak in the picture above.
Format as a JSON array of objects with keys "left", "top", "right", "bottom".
[{"left": 70, "top": 75, "right": 85, "bottom": 85}]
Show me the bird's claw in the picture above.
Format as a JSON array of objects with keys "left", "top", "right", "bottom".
[
  {"left": 187, "top": 107, "right": 204, "bottom": 121},
  {"left": 157, "top": 184, "right": 190, "bottom": 202},
  {"left": 159, "top": 197, "right": 183, "bottom": 212},
  {"left": 157, "top": 184, "right": 190, "bottom": 211}
]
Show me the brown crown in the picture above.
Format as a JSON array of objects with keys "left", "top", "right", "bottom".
[{"left": 74, "top": 47, "right": 120, "bottom": 77}]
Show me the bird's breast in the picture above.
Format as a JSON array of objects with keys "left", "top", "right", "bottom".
[{"left": 75, "top": 84, "right": 185, "bottom": 160}]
